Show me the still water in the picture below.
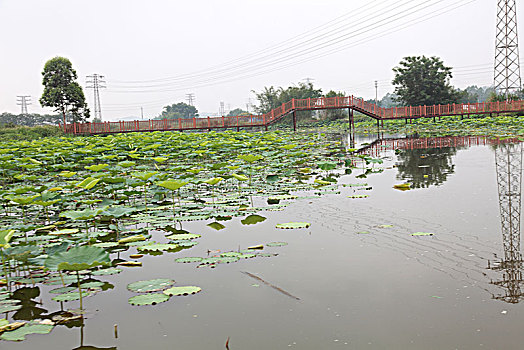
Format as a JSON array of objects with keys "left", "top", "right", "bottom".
[{"left": 8, "top": 134, "right": 524, "bottom": 350}]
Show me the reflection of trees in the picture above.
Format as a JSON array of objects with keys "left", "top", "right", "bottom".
[{"left": 396, "top": 147, "right": 457, "bottom": 188}]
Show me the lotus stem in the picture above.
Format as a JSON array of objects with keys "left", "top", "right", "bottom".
[{"left": 76, "top": 271, "right": 83, "bottom": 311}]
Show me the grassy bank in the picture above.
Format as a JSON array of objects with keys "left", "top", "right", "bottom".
[{"left": 0, "top": 125, "right": 64, "bottom": 140}]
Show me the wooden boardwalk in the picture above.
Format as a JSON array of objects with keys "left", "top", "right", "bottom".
[{"left": 64, "top": 96, "right": 524, "bottom": 135}]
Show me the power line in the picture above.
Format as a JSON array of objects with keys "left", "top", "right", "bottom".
[
  {"left": 86, "top": 74, "right": 107, "bottom": 121},
  {"left": 16, "top": 95, "right": 31, "bottom": 114}
]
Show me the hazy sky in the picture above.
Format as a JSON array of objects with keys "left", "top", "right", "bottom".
[{"left": 0, "top": 0, "right": 522, "bottom": 120}]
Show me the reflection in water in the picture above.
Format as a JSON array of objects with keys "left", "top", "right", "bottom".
[
  {"left": 490, "top": 143, "right": 524, "bottom": 303},
  {"left": 396, "top": 147, "right": 457, "bottom": 188},
  {"left": 11, "top": 287, "right": 47, "bottom": 321}
]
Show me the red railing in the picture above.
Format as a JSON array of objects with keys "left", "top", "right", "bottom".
[{"left": 64, "top": 96, "right": 524, "bottom": 135}]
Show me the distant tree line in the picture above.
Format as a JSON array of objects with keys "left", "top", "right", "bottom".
[{"left": 0, "top": 113, "right": 62, "bottom": 127}]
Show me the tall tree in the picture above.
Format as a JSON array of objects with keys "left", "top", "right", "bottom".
[
  {"left": 227, "top": 108, "right": 249, "bottom": 117},
  {"left": 253, "top": 82, "right": 322, "bottom": 114},
  {"left": 157, "top": 102, "right": 198, "bottom": 119},
  {"left": 39, "top": 57, "right": 90, "bottom": 125},
  {"left": 392, "top": 56, "right": 457, "bottom": 106}
]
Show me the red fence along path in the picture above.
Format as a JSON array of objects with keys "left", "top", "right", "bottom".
[{"left": 64, "top": 96, "right": 524, "bottom": 135}]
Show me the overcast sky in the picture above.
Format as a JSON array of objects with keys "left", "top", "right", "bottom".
[{"left": 0, "top": 0, "right": 522, "bottom": 120}]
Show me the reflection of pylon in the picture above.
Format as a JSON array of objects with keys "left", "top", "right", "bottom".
[{"left": 491, "top": 143, "right": 524, "bottom": 304}]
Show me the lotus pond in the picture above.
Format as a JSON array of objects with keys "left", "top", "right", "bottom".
[{"left": 1, "top": 129, "right": 524, "bottom": 349}]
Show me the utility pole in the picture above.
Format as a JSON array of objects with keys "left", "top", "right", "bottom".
[
  {"left": 16, "top": 95, "right": 31, "bottom": 114},
  {"left": 494, "top": 0, "right": 522, "bottom": 99},
  {"left": 303, "top": 77, "right": 315, "bottom": 85},
  {"left": 186, "top": 93, "right": 195, "bottom": 106},
  {"left": 490, "top": 143, "right": 524, "bottom": 303},
  {"left": 141, "top": 107, "right": 144, "bottom": 120},
  {"left": 86, "top": 74, "right": 106, "bottom": 121},
  {"left": 375, "top": 80, "right": 378, "bottom": 106}
]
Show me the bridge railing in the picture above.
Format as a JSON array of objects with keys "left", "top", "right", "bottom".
[{"left": 64, "top": 96, "right": 524, "bottom": 135}]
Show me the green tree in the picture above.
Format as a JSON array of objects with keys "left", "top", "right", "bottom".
[
  {"left": 253, "top": 82, "right": 322, "bottom": 114},
  {"left": 39, "top": 57, "right": 90, "bottom": 125},
  {"left": 227, "top": 108, "right": 249, "bottom": 117},
  {"left": 392, "top": 56, "right": 457, "bottom": 106},
  {"left": 157, "top": 102, "right": 198, "bottom": 119}
]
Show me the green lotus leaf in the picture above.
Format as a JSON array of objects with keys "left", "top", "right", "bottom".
[
  {"left": 220, "top": 252, "right": 242, "bottom": 257},
  {"left": 156, "top": 180, "right": 189, "bottom": 191},
  {"left": 165, "top": 233, "right": 201, "bottom": 240},
  {"left": 6, "top": 194, "right": 39, "bottom": 205},
  {"left": 241, "top": 214, "right": 267, "bottom": 225},
  {"left": 60, "top": 208, "right": 102, "bottom": 221},
  {"left": 57, "top": 171, "right": 76, "bottom": 178},
  {"left": 84, "top": 164, "right": 109, "bottom": 172},
  {"left": 93, "top": 242, "right": 119, "bottom": 248},
  {"left": 275, "top": 222, "right": 311, "bottom": 229},
  {"left": 231, "top": 173, "right": 248, "bottom": 181},
  {"left": 44, "top": 246, "right": 110, "bottom": 271},
  {"left": 91, "top": 267, "right": 122, "bottom": 276},
  {"left": 128, "top": 293, "right": 170, "bottom": 306},
  {"left": 137, "top": 243, "right": 179, "bottom": 252},
  {"left": 266, "top": 242, "right": 288, "bottom": 247},
  {"left": 153, "top": 157, "right": 168, "bottom": 163},
  {"left": 318, "top": 161, "right": 337, "bottom": 171},
  {"left": 49, "top": 228, "right": 79, "bottom": 236},
  {"left": 207, "top": 222, "right": 226, "bottom": 231},
  {"left": 0, "top": 230, "right": 15, "bottom": 248},
  {"left": 49, "top": 286, "right": 77, "bottom": 294},
  {"left": 204, "top": 177, "right": 224, "bottom": 186},
  {"left": 238, "top": 154, "right": 263, "bottom": 163},
  {"left": 131, "top": 171, "right": 158, "bottom": 181},
  {"left": 1, "top": 322, "right": 54, "bottom": 341},
  {"left": 76, "top": 177, "right": 101, "bottom": 190},
  {"left": 0, "top": 304, "right": 22, "bottom": 313},
  {"left": 127, "top": 278, "right": 175, "bottom": 293},
  {"left": 101, "top": 206, "right": 136, "bottom": 218},
  {"left": 174, "top": 257, "right": 203, "bottom": 263},
  {"left": 118, "top": 161, "right": 136, "bottom": 168},
  {"left": 52, "top": 290, "right": 94, "bottom": 302},
  {"left": 118, "top": 234, "right": 146, "bottom": 244},
  {"left": 411, "top": 232, "right": 434, "bottom": 236},
  {"left": 163, "top": 286, "right": 202, "bottom": 296}
]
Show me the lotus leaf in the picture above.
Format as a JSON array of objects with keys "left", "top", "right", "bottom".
[
  {"left": 128, "top": 293, "right": 170, "bottom": 306},
  {"left": 175, "top": 257, "right": 203, "bottom": 263},
  {"left": 411, "top": 232, "right": 434, "bottom": 236},
  {"left": 1, "top": 322, "right": 54, "bottom": 341},
  {"left": 156, "top": 180, "right": 189, "bottom": 191},
  {"left": 165, "top": 233, "right": 201, "bottom": 240},
  {"left": 275, "top": 222, "right": 311, "bottom": 229},
  {"left": 60, "top": 208, "right": 102, "bottom": 221},
  {"left": 127, "top": 279, "right": 175, "bottom": 293},
  {"left": 84, "top": 164, "right": 109, "bottom": 172},
  {"left": 266, "top": 242, "right": 288, "bottom": 247},
  {"left": 137, "top": 243, "right": 179, "bottom": 252},
  {"left": 207, "top": 222, "right": 226, "bottom": 231},
  {"left": 241, "top": 214, "right": 267, "bottom": 225},
  {"left": 238, "top": 154, "right": 263, "bottom": 163},
  {"left": 44, "top": 246, "right": 110, "bottom": 271},
  {"left": 163, "top": 286, "right": 202, "bottom": 296},
  {"left": 118, "top": 235, "right": 146, "bottom": 244},
  {"left": 0, "top": 230, "right": 14, "bottom": 248},
  {"left": 91, "top": 267, "right": 122, "bottom": 276}
]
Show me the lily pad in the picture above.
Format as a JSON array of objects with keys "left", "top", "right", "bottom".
[
  {"left": 44, "top": 246, "right": 110, "bottom": 271},
  {"left": 137, "top": 243, "right": 179, "bottom": 252},
  {"left": 275, "top": 222, "right": 311, "bottom": 229},
  {"left": 127, "top": 279, "right": 175, "bottom": 293},
  {"left": 411, "top": 232, "right": 434, "bottom": 236},
  {"left": 1, "top": 322, "right": 54, "bottom": 341},
  {"left": 241, "top": 214, "right": 267, "bottom": 226},
  {"left": 266, "top": 242, "right": 288, "bottom": 247},
  {"left": 91, "top": 267, "right": 122, "bottom": 276},
  {"left": 163, "top": 286, "right": 202, "bottom": 296},
  {"left": 165, "top": 233, "right": 201, "bottom": 240},
  {"left": 128, "top": 293, "right": 170, "bottom": 306},
  {"left": 207, "top": 222, "right": 226, "bottom": 231},
  {"left": 175, "top": 257, "right": 203, "bottom": 263}
]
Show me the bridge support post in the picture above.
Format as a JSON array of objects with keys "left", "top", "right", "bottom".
[
  {"left": 348, "top": 108, "right": 354, "bottom": 132},
  {"left": 292, "top": 111, "right": 297, "bottom": 132}
]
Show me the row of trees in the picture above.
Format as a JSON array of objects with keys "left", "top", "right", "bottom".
[{"left": 0, "top": 113, "right": 62, "bottom": 127}]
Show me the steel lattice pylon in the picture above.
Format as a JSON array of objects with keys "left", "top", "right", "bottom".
[
  {"left": 494, "top": 0, "right": 522, "bottom": 99},
  {"left": 492, "top": 143, "right": 524, "bottom": 303}
]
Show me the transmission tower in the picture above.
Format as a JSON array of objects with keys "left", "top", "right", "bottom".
[
  {"left": 186, "top": 93, "right": 195, "bottom": 106},
  {"left": 491, "top": 143, "right": 524, "bottom": 303},
  {"left": 494, "top": 0, "right": 522, "bottom": 99},
  {"left": 219, "top": 102, "right": 225, "bottom": 116},
  {"left": 16, "top": 95, "right": 31, "bottom": 114},
  {"left": 86, "top": 74, "right": 106, "bottom": 121}
]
